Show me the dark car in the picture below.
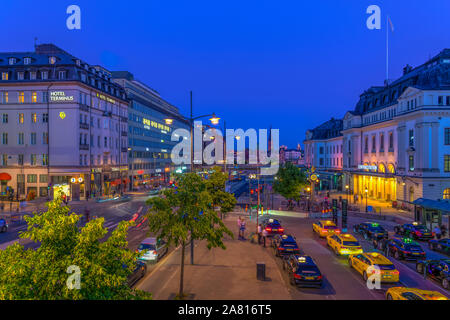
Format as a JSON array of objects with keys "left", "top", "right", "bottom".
[
  {"left": 272, "top": 234, "right": 300, "bottom": 257},
  {"left": 353, "top": 222, "right": 388, "bottom": 240},
  {"left": 394, "top": 223, "right": 434, "bottom": 240},
  {"left": 283, "top": 255, "right": 323, "bottom": 288},
  {"left": 127, "top": 260, "right": 147, "bottom": 287},
  {"left": 0, "top": 218, "right": 8, "bottom": 233},
  {"left": 262, "top": 218, "right": 284, "bottom": 237},
  {"left": 428, "top": 238, "right": 450, "bottom": 256},
  {"left": 416, "top": 259, "right": 450, "bottom": 290},
  {"left": 387, "top": 237, "right": 426, "bottom": 260}
]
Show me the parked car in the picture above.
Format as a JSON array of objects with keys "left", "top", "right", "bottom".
[
  {"left": 271, "top": 234, "right": 300, "bottom": 257},
  {"left": 387, "top": 237, "right": 426, "bottom": 260},
  {"left": 127, "top": 260, "right": 147, "bottom": 287},
  {"left": 261, "top": 218, "right": 284, "bottom": 237},
  {"left": 428, "top": 238, "right": 450, "bottom": 256},
  {"left": 416, "top": 259, "right": 450, "bottom": 290},
  {"left": 137, "top": 238, "right": 168, "bottom": 262},
  {"left": 386, "top": 287, "right": 448, "bottom": 300},
  {"left": 353, "top": 222, "right": 388, "bottom": 240},
  {"left": 0, "top": 218, "right": 8, "bottom": 233},
  {"left": 394, "top": 222, "right": 434, "bottom": 241},
  {"left": 282, "top": 255, "right": 323, "bottom": 288}
]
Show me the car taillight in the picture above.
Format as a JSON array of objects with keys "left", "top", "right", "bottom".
[
  {"left": 335, "top": 230, "right": 341, "bottom": 234},
  {"left": 278, "top": 247, "right": 285, "bottom": 250},
  {"left": 392, "top": 271, "right": 399, "bottom": 275},
  {"left": 293, "top": 274, "right": 303, "bottom": 279},
  {"left": 323, "top": 229, "right": 328, "bottom": 233},
  {"left": 317, "top": 275, "right": 323, "bottom": 280},
  {"left": 404, "top": 251, "right": 411, "bottom": 254},
  {"left": 152, "top": 250, "right": 157, "bottom": 255},
  {"left": 279, "top": 228, "right": 284, "bottom": 232},
  {"left": 266, "top": 227, "right": 271, "bottom": 231}
]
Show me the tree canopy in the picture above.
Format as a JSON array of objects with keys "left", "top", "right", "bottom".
[
  {"left": 273, "top": 162, "right": 308, "bottom": 210},
  {"left": 204, "top": 166, "right": 237, "bottom": 219},
  {"left": 0, "top": 199, "right": 150, "bottom": 300}
]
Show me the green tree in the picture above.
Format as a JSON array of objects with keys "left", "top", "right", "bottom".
[
  {"left": 145, "top": 172, "right": 233, "bottom": 299},
  {"left": 273, "top": 162, "right": 308, "bottom": 210},
  {"left": 205, "top": 166, "right": 237, "bottom": 220},
  {"left": 0, "top": 199, "right": 151, "bottom": 300}
]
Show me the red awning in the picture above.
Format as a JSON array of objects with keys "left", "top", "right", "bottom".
[{"left": 0, "top": 173, "right": 11, "bottom": 181}]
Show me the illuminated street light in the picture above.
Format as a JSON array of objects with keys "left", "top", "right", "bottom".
[{"left": 209, "top": 113, "right": 220, "bottom": 125}]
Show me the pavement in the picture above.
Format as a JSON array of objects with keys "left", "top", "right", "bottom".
[{"left": 135, "top": 213, "right": 291, "bottom": 300}]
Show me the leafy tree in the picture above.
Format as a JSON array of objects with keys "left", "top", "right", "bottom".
[
  {"left": 273, "top": 162, "right": 308, "bottom": 210},
  {"left": 0, "top": 199, "right": 151, "bottom": 300},
  {"left": 145, "top": 172, "right": 233, "bottom": 299},
  {"left": 205, "top": 166, "right": 237, "bottom": 219}
]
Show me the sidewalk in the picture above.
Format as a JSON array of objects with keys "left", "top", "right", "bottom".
[{"left": 136, "top": 212, "right": 291, "bottom": 300}]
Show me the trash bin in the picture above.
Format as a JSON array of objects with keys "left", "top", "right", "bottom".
[{"left": 256, "top": 262, "right": 266, "bottom": 281}]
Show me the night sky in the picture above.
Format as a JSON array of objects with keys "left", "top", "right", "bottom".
[{"left": 1, "top": 0, "right": 449, "bottom": 148}]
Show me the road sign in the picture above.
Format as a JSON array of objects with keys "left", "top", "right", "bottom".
[
  {"left": 311, "top": 174, "right": 318, "bottom": 182},
  {"left": 342, "top": 199, "right": 348, "bottom": 232}
]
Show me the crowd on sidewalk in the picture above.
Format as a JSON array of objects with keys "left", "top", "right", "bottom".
[{"left": 237, "top": 216, "right": 270, "bottom": 247}]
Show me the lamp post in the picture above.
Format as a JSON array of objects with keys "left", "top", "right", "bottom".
[
  {"left": 345, "top": 185, "right": 349, "bottom": 203},
  {"left": 164, "top": 91, "right": 220, "bottom": 266},
  {"left": 307, "top": 186, "right": 311, "bottom": 213},
  {"left": 365, "top": 187, "right": 369, "bottom": 213}
]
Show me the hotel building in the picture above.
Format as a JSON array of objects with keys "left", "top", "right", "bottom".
[{"left": 0, "top": 44, "right": 128, "bottom": 200}]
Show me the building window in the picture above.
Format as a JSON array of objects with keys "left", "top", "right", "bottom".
[
  {"left": 9, "top": 58, "right": 16, "bottom": 65},
  {"left": 444, "top": 189, "right": 450, "bottom": 200},
  {"left": 32, "top": 92, "right": 37, "bottom": 103},
  {"left": 27, "top": 174, "right": 37, "bottom": 183},
  {"left": 409, "top": 155, "right": 414, "bottom": 171},
  {"left": 380, "top": 134, "right": 384, "bottom": 152},
  {"left": 30, "top": 154, "right": 36, "bottom": 166},
  {"left": 30, "top": 72, "right": 37, "bottom": 80},
  {"left": 17, "top": 72, "right": 24, "bottom": 80},
  {"left": 31, "top": 113, "right": 37, "bottom": 123},
  {"left": 104, "top": 137, "right": 107, "bottom": 147},
  {"left": 2, "top": 92, "right": 8, "bottom": 103},
  {"left": 24, "top": 57, "right": 31, "bottom": 65},
  {"left": 371, "top": 136, "right": 376, "bottom": 153},
  {"left": 49, "top": 56, "right": 56, "bottom": 65},
  {"left": 18, "top": 133, "right": 24, "bottom": 145},
  {"left": 30, "top": 133, "right": 36, "bottom": 145},
  {"left": 43, "top": 113, "right": 49, "bottom": 123},
  {"left": 438, "top": 96, "right": 444, "bottom": 105},
  {"left": 58, "top": 71, "right": 65, "bottom": 80},
  {"left": 2, "top": 114, "right": 7, "bottom": 123},
  {"left": 389, "top": 132, "right": 394, "bottom": 151},
  {"left": 43, "top": 132, "right": 48, "bottom": 144},
  {"left": 445, "top": 128, "right": 450, "bottom": 145},
  {"left": 409, "top": 187, "right": 414, "bottom": 203},
  {"left": 447, "top": 96, "right": 450, "bottom": 106},
  {"left": 1, "top": 154, "right": 7, "bottom": 166},
  {"left": 445, "top": 155, "right": 450, "bottom": 172},
  {"left": 18, "top": 113, "right": 24, "bottom": 124},
  {"left": 18, "top": 92, "right": 25, "bottom": 103},
  {"left": 319, "top": 158, "right": 324, "bottom": 166},
  {"left": 1, "top": 72, "right": 8, "bottom": 80},
  {"left": 18, "top": 155, "right": 23, "bottom": 166},
  {"left": 409, "top": 129, "right": 414, "bottom": 147},
  {"left": 364, "top": 137, "right": 368, "bottom": 153},
  {"left": 2, "top": 133, "right": 8, "bottom": 145},
  {"left": 41, "top": 71, "right": 48, "bottom": 80},
  {"left": 42, "top": 154, "right": 48, "bottom": 166}
]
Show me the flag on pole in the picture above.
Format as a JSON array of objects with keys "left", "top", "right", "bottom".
[{"left": 388, "top": 17, "right": 394, "bottom": 32}]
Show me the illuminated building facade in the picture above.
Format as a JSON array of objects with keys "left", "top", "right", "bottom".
[
  {"left": 0, "top": 44, "right": 128, "bottom": 200},
  {"left": 111, "top": 72, "right": 190, "bottom": 189},
  {"left": 342, "top": 49, "right": 450, "bottom": 207}
]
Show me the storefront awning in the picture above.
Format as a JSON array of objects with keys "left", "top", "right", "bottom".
[
  {"left": 0, "top": 173, "right": 11, "bottom": 181},
  {"left": 413, "top": 198, "right": 450, "bottom": 214}
]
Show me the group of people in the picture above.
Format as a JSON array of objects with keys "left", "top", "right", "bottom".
[
  {"left": 433, "top": 224, "right": 447, "bottom": 239},
  {"left": 237, "top": 216, "right": 269, "bottom": 247}
]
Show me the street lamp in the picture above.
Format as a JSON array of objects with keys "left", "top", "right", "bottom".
[
  {"left": 345, "top": 185, "right": 349, "bottom": 203},
  {"left": 307, "top": 187, "right": 311, "bottom": 212},
  {"left": 365, "top": 187, "right": 369, "bottom": 213}
]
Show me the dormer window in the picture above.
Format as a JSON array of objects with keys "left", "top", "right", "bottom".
[
  {"left": 30, "top": 72, "right": 37, "bottom": 80},
  {"left": 58, "top": 70, "right": 66, "bottom": 80},
  {"left": 24, "top": 57, "right": 31, "bottom": 65},
  {"left": 76, "top": 59, "right": 81, "bottom": 66},
  {"left": 49, "top": 56, "right": 57, "bottom": 65},
  {"left": 41, "top": 71, "right": 48, "bottom": 80},
  {"left": 9, "top": 58, "right": 16, "bottom": 65}
]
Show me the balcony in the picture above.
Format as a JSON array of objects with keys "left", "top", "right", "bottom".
[
  {"left": 79, "top": 144, "right": 89, "bottom": 151},
  {"left": 121, "top": 131, "right": 128, "bottom": 137},
  {"left": 79, "top": 123, "right": 89, "bottom": 130}
]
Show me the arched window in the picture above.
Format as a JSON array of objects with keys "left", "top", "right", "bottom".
[
  {"left": 387, "top": 164, "right": 395, "bottom": 174},
  {"left": 378, "top": 163, "right": 386, "bottom": 173},
  {"left": 444, "top": 189, "right": 450, "bottom": 199}
]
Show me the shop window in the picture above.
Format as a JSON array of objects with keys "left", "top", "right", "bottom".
[
  {"left": 443, "top": 189, "right": 450, "bottom": 200},
  {"left": 409, "top": 187, "right": 414, "bottom": 203}
]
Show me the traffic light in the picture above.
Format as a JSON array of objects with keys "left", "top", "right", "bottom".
[{"left": 250, "top": 189, "right": 254, "bottom": 195}]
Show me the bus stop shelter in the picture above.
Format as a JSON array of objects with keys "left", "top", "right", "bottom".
[{"left": 413, "top": 198, "right": 450, "bottom": 234}]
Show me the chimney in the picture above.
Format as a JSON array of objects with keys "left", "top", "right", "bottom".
[{"left": 403, "top": 64, "right": 413, "bottom": 75}]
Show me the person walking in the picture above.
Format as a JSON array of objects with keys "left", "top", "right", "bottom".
[
  {"left": 84, "top": 207, "right": 90, "bottom": 223},
  {"left": 257, "top": 224, "right": 262, "bottom": 244},
  {"left": 262, "top": 228, "right": 268, "bottom": 247},
  {"left": 240, "top": 218, "right": 247, "bottom": 240},
  {"left": 441, "top": 224, "right": 447, "bottom": 238},
  {"left": 237, "top": 217, "right": 242, "bottom": 239},
  {"left": 433, "top": 225, "right": 442, "bottom": 240}
]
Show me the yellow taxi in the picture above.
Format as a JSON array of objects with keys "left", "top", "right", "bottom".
[
  {"left": 312, "top": 220, "right": 341, "bottom": 238},
  {"left": 326, "top": 233, "right": 363, "bottom": 256},
  {"left": 386, "top": 287, "right": 448, "bottom": 300},
  {"left": 348, "top": 252, "right": 399, "bottom": 283}
]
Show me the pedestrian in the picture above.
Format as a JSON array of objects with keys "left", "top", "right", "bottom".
[
  {"left": 237, "top": 217, "right": 242, "bottom": 238},
  {"left": 441, "top": 224, "right": 447, "bottom": 238},
  {"left": 86, "top": 191, "right": 90, "bottom": 201},
  {"left": 433, "top": 225, "right": 442, "bottom": 240},
  {"left": 240, "top": 218, "right": 246, "bottom": 240},
  {"left": 257, "top": 224, "right": 262, "bottom": 244},
  {"left": 262, "top": 228, "right": 268, "bottom": 247},
  {"left": 84, "top": 207, "right": 90, "bottom": 222}
]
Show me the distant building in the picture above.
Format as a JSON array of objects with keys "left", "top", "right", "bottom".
[{"left": 0, "top": 44, "right": 128, "bottom": 200}]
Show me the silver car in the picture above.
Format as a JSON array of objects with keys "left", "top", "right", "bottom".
[{"left": 138, "top": 237, "right": 168, "bottom": 262}]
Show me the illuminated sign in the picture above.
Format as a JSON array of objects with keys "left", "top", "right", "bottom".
[
  {"left": 51, "top": 91, "right": 74, "bottom": 102},
  {"left": 59, "top": 112, "right": 66, "bottom": 119},
  {"left": 96, "top": 93, "right": 116, "bottom": 104},
  {"left": 142, "top": 118, "right": 171, "bottom": 132},
  {"left": 358, "top": 165, "right": 377, "bottom": 171}
]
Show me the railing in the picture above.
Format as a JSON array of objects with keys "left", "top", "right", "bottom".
[
  {"left": 79, "top": 123, "right": 89, "bottom": 130},
  {"left": 79, "top": 144, "right": 89, "bottom": 151}
]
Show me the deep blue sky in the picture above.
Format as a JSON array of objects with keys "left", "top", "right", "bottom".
[{"left": 1, "top": 0, "right": 449, "bottom": 148}]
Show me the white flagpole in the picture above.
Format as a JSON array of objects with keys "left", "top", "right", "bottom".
[{"left": 386, "top": 16, "right": 389, "bottom": 84}]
